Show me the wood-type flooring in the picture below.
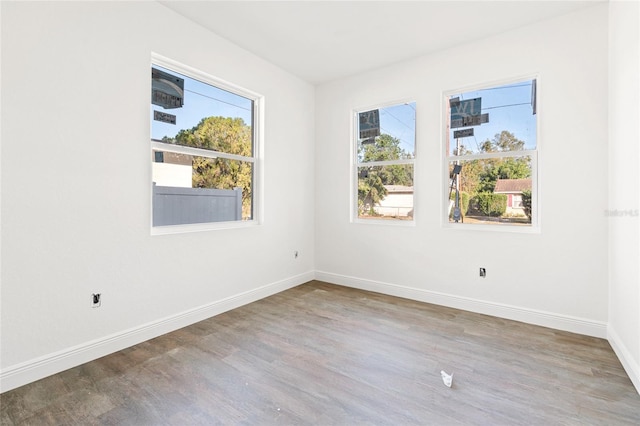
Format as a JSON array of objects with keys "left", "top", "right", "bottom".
[{"left": 2, "top": 281, "right": 639, "bottom": 425}]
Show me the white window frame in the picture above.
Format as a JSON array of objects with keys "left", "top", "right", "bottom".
[
  {"left": 442, "top": 75, "right": 540, "bottom": 233},
  {"left": 351, "top": 99, "right": 417, "bottom": 226},
  {"left": 150, "top": 53, "right": 264, "bottom": 235}
]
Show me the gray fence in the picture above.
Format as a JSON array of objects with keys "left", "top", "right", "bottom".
[{"left": 153, "top": 185, "right": 242, "bottom": 226}]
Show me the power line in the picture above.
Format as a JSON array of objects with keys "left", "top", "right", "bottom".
[
  {"left": 185, "top": 89, "right": 251, "bottom": 112},
  {"left": 379, "top": 126, "right": 415, "bottom": 154},
  {"left": 482, "top": 102, "right": 531, "bottom": 111},
  {"left": 473, "top": 135, "right": 482, "bottom": 152},
  {"left": 381, "top": 109, "right": 415, "bottom": 132}
]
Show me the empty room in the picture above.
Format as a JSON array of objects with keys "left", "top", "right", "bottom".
[{"left": 1, "top": 1, "right": 639, "bottom": 424}]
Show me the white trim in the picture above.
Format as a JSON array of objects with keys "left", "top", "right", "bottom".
[
  {"left": 151, "top": 218, "right": 260, "bottom": 236},
  {"left": 442, "top": 221, "right": 541, "bottom": 234},
  {"left": 352, "top": 217, "right": 416, "bottom": 227},
  {"left": 357, "top": 158, "right": 414, "bottom": 167},
  {"left": 607, "top": 325, "right": 640, "bottom": 395},
  {"left": 151, "top": 140, "right": 255, "bottom": 164},
  {"left": 151, "top": 53, "right": 263, "bottom": 101},
  {"left": 0, "top": 271, "right": 314, "bottom": 393},
  {"left": 314, "top": 270, "right": 607, "bottom": 339},
  {"left": 442, "top": 73, "right": 541, "bottom": 104},
  {"left": 450, "top": 149, "right": 537, "bottom": 162}
]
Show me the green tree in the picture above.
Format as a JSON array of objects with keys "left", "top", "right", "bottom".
[
  {"left": 522, "top": 189, "right": 532, "bottom": 219},
  {"left": 172, "top": 116, "right": 251, "bottom": 156},
  {"left": 358, "top": 134, "right": 413, "bottom": 215},
  {"left": 476, "top": 193, "right": 508, "bottom": 217},
  {"left": 476, "top": 156, "right": 531, "bottom": 192},
  {"left": 485, "top": 130, "right": 525, "bottom": 152},
  {"left": 474, "top": 131, "right": 530, "bottom": 193},
  {"left": 358, "top": 170, "right": 385, "bottom": 215},
  {"left": 454, "top": 146, "right": 483, "bottom": 195},
  {"left": 361, "top": 134, "right": 411, "bottom": 162},
  {"left": 166, "top": 116, "right": 253, "bottom": 218}
]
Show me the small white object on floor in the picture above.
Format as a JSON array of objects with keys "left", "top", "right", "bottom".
[{"left": 441, "top": 370, "right": 453, "bottom": 388}]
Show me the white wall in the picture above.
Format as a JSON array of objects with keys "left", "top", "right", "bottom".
[
  {"left": 0, "top": 1, "right": 315, "bottom": 391},
  {"left": 315, "top": 5, "right": 609, "bottom": 336},
  {"left": 608, "top": 0, "right": 640, "bottom": 393},
  {"left": 3, "top": 0, "right": 636, "bottom": 396}
]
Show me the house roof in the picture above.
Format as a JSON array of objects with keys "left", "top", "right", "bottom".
[{"left": 494, "top": 178, "right": 532, "bottom": 193}]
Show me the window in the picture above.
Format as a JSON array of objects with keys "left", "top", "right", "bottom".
[
  {"left": 512, "top": 195, "right": 524, "bottom": 208},
  {"left": 445, "top": 78, "right": 537, "bottom": 228},
  {"left": 150, "top": 56, "right": 261, "bottom": 231},
  {"left": 354, "top": 101, "right": 416, "bottom": 222}
]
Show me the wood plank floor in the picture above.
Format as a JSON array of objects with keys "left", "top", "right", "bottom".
[{"left": 2, "top": 281, "right": 639, "bottom": 425}]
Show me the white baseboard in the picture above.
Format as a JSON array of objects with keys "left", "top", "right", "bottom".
[
  {"left": 314, "top": 271, "right": 608, "bottom": 339},
  {"left": 1, "top": 270, "right": 619, "bottom": 394},
  {"left": 0, "top": 271, "right": 314, "bottom": 393},
  {"left": 608, "top": 326, "right": 640, "bottom": 395}
]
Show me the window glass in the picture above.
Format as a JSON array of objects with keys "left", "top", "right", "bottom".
[
  {"left": 446, "top": 80, "right": 537, "bottom": 227},
  {"left": 151, "top": 63, "right": 257, "bottom": 228},
  {"left": 448, "top": 156, "right": 532, "bottom": 225},
  {"left": 355, "top": 102, "right": 416, "bottom": 221},
  {"left": 358, "top": 164, "right": 414, "bottom": 218}
]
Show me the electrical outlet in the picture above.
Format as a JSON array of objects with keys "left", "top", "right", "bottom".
[
  {"left": 294, "top": 250, "right": 299, "bottom": 259},
  {"left": 479, "top": 268, "right": 486, "bottom": 278},
  {"left": 91, "top": 293, "right": 102, "bottom": 308}
]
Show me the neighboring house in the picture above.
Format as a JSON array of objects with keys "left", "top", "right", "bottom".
[
  {"left": 152, "top": 151, "right": 193, "bottom": 187},
  {"left": 494, "top": 178, "right": 531, "bottom": 216},
  {"left": 375, "top": 185, "right": 414, "bottom": 217}
]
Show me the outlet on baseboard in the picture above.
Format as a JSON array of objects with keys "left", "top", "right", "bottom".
[{"left": 91, "top": 293, "right": 102, "bottom": 308}]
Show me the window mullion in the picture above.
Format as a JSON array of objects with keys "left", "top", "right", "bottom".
[
  {"left": 447, "top": 149, "right": 536, "bottom": 162},
  {"left": 357, "top": 158, "right": 414, "bottom": 167},
  {"left": 151, "top": 140, "right": 254, "bottom": 163}
]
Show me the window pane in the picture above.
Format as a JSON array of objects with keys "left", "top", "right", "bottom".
[
  {"left": 151, "top": 66, "right": 253, "bottom": 157},
  {"left": 151, "top": 62, "right": 258, "bottom": 229},
  {"left": 448, "top": 156, "right": 532, "bottom": 225},
  {"left": 152, "top": 151, "right": 253, "bottom": 225},
  {"left": 448, "top": 80, "right": 536, "bottom": 157},
  {"left": 358, "top": 103, "right": 415, "bottom": 162},
  {"left": 358, "top": 164, "right": 414, "bottom": 220}
]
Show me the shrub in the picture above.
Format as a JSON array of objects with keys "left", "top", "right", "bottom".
[
  {"left": 522, "top": 189, "right": 532, "bottom": 219},
  {"left": 476, "top": 193, "right": 507, "bottom": 217}
]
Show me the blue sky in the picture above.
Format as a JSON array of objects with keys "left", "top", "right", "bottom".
[
  {"left": 448, "top": 80, "right": 537, "bottom": 155},
  {"left": 153, "top": 66, "right": 534, "bottom": 158},
  {"left": 151, "top": 65, "right": 252, "bottom": 141},
  {"left": 378, "top": 102, "right": 416, "bottom": 157},
  {"left": 370, "top": 79, "right": 535, "bottom": 159}
]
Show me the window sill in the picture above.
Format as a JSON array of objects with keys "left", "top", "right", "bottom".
[
  {"left": 352, "top": 218, "right": 416, "bottom": 227},
  {"left": 151, "top": 219, "right": 260, "bottom": 236},
  {"left": 443, "top": 222, "right": 540, "bottom": 234}
]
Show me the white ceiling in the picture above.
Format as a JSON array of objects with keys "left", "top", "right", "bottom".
[{"left": 160, "top": 1, "right": 602, "bottom": 85}]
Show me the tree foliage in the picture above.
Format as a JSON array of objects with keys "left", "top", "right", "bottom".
[
  {"left": 358, "top": 134, "right": 413, "bottom": 215},
  {"left": 522, "top": 189, "right": 532, "bottom": 219},
  {"left": 476, "top": 193, "right": 507, "bottom": 217},
  {"left": 458, "top": 130, "right": 531, "bottom": 194},
  {"left": 165, "top": 116, "right": 253, "bottom": 218},
  {"left": 480, "top": 130, "right": 525, "bottom": 152}
]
